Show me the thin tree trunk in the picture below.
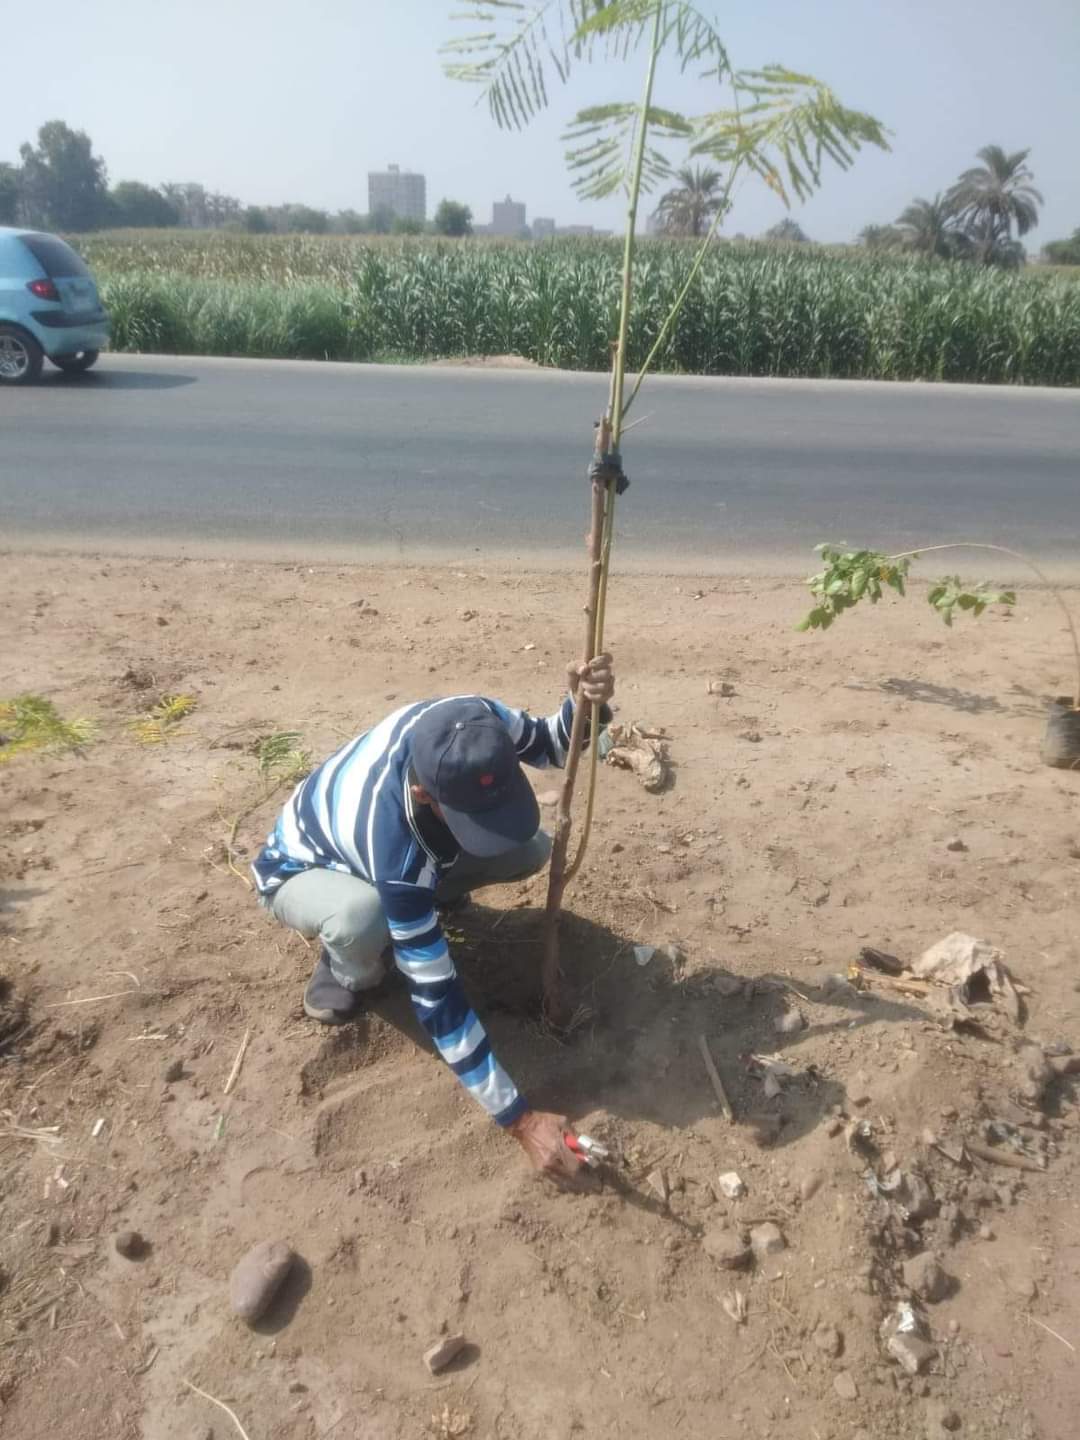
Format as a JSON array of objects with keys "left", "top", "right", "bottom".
[{"left": 541, "top": 418, "right": 611, "bottom": 1023}]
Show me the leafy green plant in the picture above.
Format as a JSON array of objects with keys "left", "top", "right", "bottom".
[
  {"left": 0, "top": 694, "right": 96, "bottom": 764},
  {"left": 798, "top": 540, "right": 1080, "bottom": 712},
  {"left": 797, "top": 544, "right": 1015, "bottom": 631}
]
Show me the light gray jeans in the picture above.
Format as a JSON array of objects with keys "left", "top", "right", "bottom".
[{"left": 267, "top": 831, "right": 552, "bottom": 991}]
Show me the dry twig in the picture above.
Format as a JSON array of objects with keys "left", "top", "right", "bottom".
[
  {"left": 223, "top": 1029, "right": 251, "bottom": 1096},
  {"left": 1029, "top": 1315, "right": 1076, "bottom": 1353},
  {"left": 183, "top": 1379, "right": 254, "bottom": 1440},
  {"left": 44, "top": 990, "right": 139, "bottom": 1009}
]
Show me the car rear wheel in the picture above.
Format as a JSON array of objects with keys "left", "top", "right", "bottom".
[
  {"left": 0, "top": 326, "right": 44, "bottom": 385},
  {"left": 52, "top": 349, "right": 100, "bottom": 375}
]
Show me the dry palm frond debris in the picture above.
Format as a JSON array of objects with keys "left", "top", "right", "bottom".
[
  {"left": 0, "top": 694, "right": 96, "bottom": 764},
  {"left": 128, "top": 693, "right": 197, "bottom": 745}
]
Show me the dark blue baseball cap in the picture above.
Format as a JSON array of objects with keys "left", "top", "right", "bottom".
[{"left": 410, "top": 699, "right": 541, "bottom": 858}]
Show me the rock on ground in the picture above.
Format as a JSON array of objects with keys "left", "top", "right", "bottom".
[
  {"left": 424, "top": 1333, "right": 466, "bottom": 1375},
  {"left": 833, "top": 1371, "right": 858, "bottom": 1401},
  {"left": 702, "top": 1225, "right": 752, "bottom": 1270},
  {"left": 887, "top": 1333, "right": 938, "bottom": 1375},
  {"left": 903, "top": 1252, "right": 951, "bottom": 1303},
  {"left": 229, "top": 1240, "right": 295, "bottom": 1323},
  {"left": 750, "top": 1223, "right": 786, "bottom": 1263}
]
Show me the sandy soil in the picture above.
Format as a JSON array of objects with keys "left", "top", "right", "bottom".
[{"left": 2, "top": 551, "right": 1080, "bottom": 1440}]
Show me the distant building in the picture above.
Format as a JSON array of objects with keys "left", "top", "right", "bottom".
[
  {"left": 491, "top": 194, "right": 527, "bottom": 237},
  {"left": 531, "top": 216, "right": 556, "bottom": 240},
  {"left": 368, "top": 164, "right": 426, "bottom": 222}
]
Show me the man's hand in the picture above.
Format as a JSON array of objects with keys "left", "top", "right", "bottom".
[
  {"left": 508, "top": 1108, "right": 588, "bottom": 1186},
  {"left": 568, "top": 651, "right": 615, "bottom": 707}
]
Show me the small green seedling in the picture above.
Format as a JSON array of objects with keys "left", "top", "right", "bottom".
[{"left": 254, "top": 731, "right": 312, "bottom": 788}]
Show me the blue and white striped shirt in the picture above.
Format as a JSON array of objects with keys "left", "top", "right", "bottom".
[{"left": 252, "top": 693, "right": 589, "bottom": 1127}]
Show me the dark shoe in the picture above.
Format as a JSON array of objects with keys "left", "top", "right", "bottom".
[
  {"left": 437, "top": 892, "right": 472, "bottom": 918},
  {"left": 303, "top": 952, "right": 366, "bottom": 1025}
]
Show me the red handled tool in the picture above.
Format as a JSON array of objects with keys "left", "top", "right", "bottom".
[{"left": 563, "top": 1132, "right": 611, "bottom": 1169}]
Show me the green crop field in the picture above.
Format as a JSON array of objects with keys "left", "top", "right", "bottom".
[{"left": 77, "top": 231, "right": 1080, "bottom": 386}]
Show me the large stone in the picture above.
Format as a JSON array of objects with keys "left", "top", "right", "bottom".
[
  {"left": 833, "top": 1371, "right": 858, "bottom": 1401},
  {"left": 717, "top": 1171, "right": 747, "bottom": 1200},
  {"left": 897, "top": 1171, "right": 937, "bottom": 1224},
  {"left": 229, "top": 1240, "right": 295, "bottom": 1323},
  {"left": 903, "top": 1253, "right": 951, "bottom": 1304},
  {"left": 822, "top": 973, "right": 860, "bottom": 1001},
  {"left": 702, "top": 1225, "right": 752, "bottom": 1271},
  {"left": 424, "top": 1333, "right": 466, "bottom": 1375},
  {"left": 887, "top": 1333, "right": 937, "bottom": 1375},
  {"left": 750, "top": 1223, "right": 786, "bottom": 1263}
]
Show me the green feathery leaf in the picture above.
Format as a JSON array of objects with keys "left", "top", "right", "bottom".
[
  {"left": 443, "top": 1, "right": 731, "bottom": 129},
  {"left": 693, "top": 67, "right": 889, "bottom": 205},
  {"left": 563, "top": 102, "right": 692, "bottom": 197}
]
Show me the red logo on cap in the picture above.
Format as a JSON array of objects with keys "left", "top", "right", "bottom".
[{"left": 479, "top": 773, "right": 495, "bottom": 787}]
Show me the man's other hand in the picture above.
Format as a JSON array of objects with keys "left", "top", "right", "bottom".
[
  {"left": 508, "top": 1109, "right": 588, "bottom": 1185},
  {"left": 568, "top": 651, "right": 614, "bottom": 707}
]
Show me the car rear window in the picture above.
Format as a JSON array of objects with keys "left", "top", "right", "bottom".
[{"left": 20, "top": 234, "right": 92, "bottom": 279}]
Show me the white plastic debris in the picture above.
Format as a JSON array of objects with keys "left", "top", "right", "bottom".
[
  {"left": 634, "top": 945, "right": 656, "bottom": 967},
  {"left": 90, "top": 1117, "right": 106, "bottom": 1139},
  {"left": 913, "top": 931, "right": 1021, "bottom": 1020}
]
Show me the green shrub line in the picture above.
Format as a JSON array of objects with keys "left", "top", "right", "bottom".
[{"left": 87, "top": 235, "right": 1080, "bottom": 386}]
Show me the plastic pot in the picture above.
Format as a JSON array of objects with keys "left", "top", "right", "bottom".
[{"left": 1041, "top": 696, "right": 1080, "bottom": 769}]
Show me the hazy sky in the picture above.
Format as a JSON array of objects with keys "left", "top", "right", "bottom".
[{"left": 3, "top": 0, "right": 1077, "bottom": 245}]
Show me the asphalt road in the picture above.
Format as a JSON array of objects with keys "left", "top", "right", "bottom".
[{"left": 3, "top": 355, "right": 1078, "bottom": 574}]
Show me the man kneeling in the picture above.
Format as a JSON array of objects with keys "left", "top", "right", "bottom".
[{"left": 252, "top": 655, "right": 614, "bottom": 1182}]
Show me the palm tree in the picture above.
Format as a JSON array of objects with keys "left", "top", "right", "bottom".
[
  {"left": 656, "top": 165, "right": 726, "bottom": 238},
  {"left": 948, "top": 145, "right": 1042, "bottom": 263},
  {"left": 859, "top": 223, "right": 904, "bottom": 253},
  {"left": 895, "top": 194, "right": 968, "bottom": 260}
]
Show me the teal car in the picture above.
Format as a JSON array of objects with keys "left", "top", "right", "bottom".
[{"left": 0, "top": 226, "right": 110, "bottom": 385}]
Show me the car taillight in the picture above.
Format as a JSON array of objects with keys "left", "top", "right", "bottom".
[{"left": 27, "top": 279, "right": 60, "bottom": 301}]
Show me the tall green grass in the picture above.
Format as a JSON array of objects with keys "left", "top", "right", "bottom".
[{"left": 82, "top": 232, "right": 1080, "bottom": 386}]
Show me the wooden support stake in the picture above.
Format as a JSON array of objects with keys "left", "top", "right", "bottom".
[
  {"left": 698, "top": 1034, "right": 735, "bottom": 1122},
  {"left": 541, "top": 419, "right": 611, "bottom": 1024}
]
